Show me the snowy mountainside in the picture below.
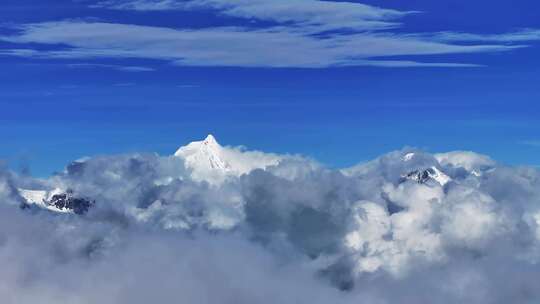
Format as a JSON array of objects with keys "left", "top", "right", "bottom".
[{"left": 174, "top": 134, "right": 282, "bottom": 183}]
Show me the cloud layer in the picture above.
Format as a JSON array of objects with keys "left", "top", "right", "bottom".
[
  {"left": 0, "top": 0, "right": 537, "bottom": 68},
  {"left": 2, "top": 143, "right": 540, "bottom": 303},
  {"left": 1, "top": 21, "right": 519, "bottom": 68},
  {"left": 93, "top": 0, "right": 410, "bottom": 32}
]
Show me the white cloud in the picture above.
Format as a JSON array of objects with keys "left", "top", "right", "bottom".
[
  {"left": 519, "top": 140, "right": 540, "bottom": 147},
  {"left": 345, "top": 201, "right": 399, "bottom": 274},
  {"left": 350, "top": 59, "right": 483, "bottom": 68},
  {"left": 1, "top": 0, "right": 537, "bottom": 68},
  {"left": 4, "top": 144, "right": 540, "bottom": 302},
  {"left": 431, "top": 29, "right": 540, "bottom": 42},
  {"left": 0, "top": 21, "right": 522, "bottom": 68},
  {"left": 441, "top": 187, "right": 508, "bottom": 247},
  {"left": 68, "top": 63, "right": 155, "bottom": 72},
  {"left": 92, "top": 0, "right": 410, "bottom": 32},
  {"left": 435, "top": 151, "right": 496, "bottom": 171},
  {"left": 528, "top": 211, "right": 540, "bottom": 241}
]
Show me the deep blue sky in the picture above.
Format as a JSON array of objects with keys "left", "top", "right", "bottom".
[{"left": 1, "top": 0, "right": 539, "bottom": 176}]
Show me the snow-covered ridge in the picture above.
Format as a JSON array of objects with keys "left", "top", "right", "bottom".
[
  {"left": 18, "top": 138, "right": 493, "bottom": 214},
  {"left": 19, "top": 188, "right": 63, "bottom": 206},
  {"left": 17, "top": 134, "right": 282, "bottom": 213},
  {"left": 399, "top": 152, "right": 452, "bottom": 186},
  {"left": 174, "top": 134, "right": 281, "bottom": 183},
  {"left": 174, "top": 134, "right": 232, "bottom": 173},
  {"left": 400, "top": 166, "right": 451, "bottom": 186},
  {"left": 19, "top": 188, "right": 93, "bottom": 214}
]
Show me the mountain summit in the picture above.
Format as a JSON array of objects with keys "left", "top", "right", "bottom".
[
  {"left": 173, "top": 134, "right": 282, "bottom": 184},
  {"left": 174, "top": 134, "right": 232, "bottom": 174},
  {"left": 400, "top": 167, "right": 451, "bottom": 186},
  {"left": 19, "top": 188, "right": 93, "bottom": 214}
]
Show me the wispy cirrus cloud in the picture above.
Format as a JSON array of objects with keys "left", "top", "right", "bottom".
[
  {"left": 0, "top": 21, "right": 523, "bottom": 68},
  {"left": 68, "top": 63, "right": 155, "bottom": 72},
  {"left": 428, "top": 29, "right": 540, "bottom": 43},
  {"left": 0, "top": 0, "right": 536, "bottom": 68},
  {"left": 91, "top": 0, "right": 412, "bottom": 32},
  {"left": 519, "top": 140, "right": 540, "bottom": 147}
]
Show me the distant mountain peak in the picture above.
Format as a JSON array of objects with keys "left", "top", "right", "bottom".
[
  {"left": 19, "top": 188, "right": 94, "bottom": 214},
  {"left": 174, "top": 135, "right": 232, "bottom": 180},
  {"left": 400, "top": 166, "right": 451, "bottom": 186},
  {"left": 173, "top": 134, "right": 281, "bottom": 184},
  {"left": 203, "top": 134, "right": 218, "bottom": 146}
]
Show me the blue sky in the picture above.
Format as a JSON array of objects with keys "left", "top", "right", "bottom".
[{"left": 1, "top": 0, "right": 539, "bottom": 176}]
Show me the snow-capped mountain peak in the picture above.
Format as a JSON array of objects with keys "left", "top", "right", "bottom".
[
  {"left": 400, "top": 166, "right": 451, "bottom": 186},
  {"left": 173, "top": 134, "right": 282, "bottom": 184},
  {"left": 18, "top": 188, "right": 93, "bottom": 214},
  {"left": 202, "top": 134, "right": 218, "bottom": 146},
  {"left": 174, "top": 134, "right": 232, "bottom": 174}
]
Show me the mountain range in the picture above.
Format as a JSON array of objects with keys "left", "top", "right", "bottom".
[{"left": 18, "top": 135, "right": 489, "bottom": 214}]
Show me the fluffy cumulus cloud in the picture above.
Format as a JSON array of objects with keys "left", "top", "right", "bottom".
[
  {"left": 0, "top": 0, "right": 537, "bottom": 67},
  {"left": 2, "top": 140, "right": 540, "bottom": 303}
]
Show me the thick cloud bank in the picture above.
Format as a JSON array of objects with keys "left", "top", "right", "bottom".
[{"left": 2, "top": 143, "right": 540, "bottom": 303}]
